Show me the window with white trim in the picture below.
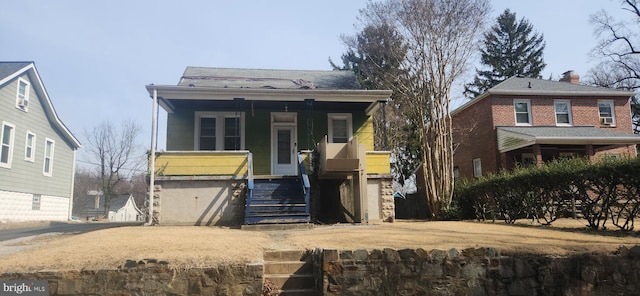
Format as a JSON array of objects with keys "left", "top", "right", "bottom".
[
  {"left": 554, "top": 100, "right": 572, "bottom": 125},
  {"left": 598, "top": 100, "right": 616, "bottom": 126},
  {"left": 473, "top": 158, "right": 482, "bottom": 178},
  {"left": 25, "top": 131, "right": 36, "bottom": 162},
  {"left": 195, "top": 112, "right": 245, "bottom": 150},
  {"left": 1, "top": 122, "right": 16, "bottom": 168},
  {"left": 514, "top": 99, "right": 532, "bottom": 125},
  {"left": 16, "top": 78, "right": 30, "bottom": 111},
  {"left": 43, "top": 138, "right": 54, "bottom": 176},
  {"left": 328, "top": 113, "right": 352, "bottom": 143}
]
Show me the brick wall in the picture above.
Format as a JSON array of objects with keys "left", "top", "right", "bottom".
[{"left": 453, "top": 93, "right": 635, "bottom": 179}]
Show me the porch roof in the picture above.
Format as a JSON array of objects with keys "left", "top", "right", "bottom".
[
  {"left": 146, "top": 67, "right": 392, "bottom": 113},
  {"left": 496, "top": 126, "right": 640, "bottom": 153}
]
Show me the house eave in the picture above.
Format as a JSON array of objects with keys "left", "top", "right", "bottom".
[
  {"left": 499, "top": 136, "right": 640, "bottom": 153},
  {"left": 146, "top": 84, "right": 391, "bottom": 112},
  {"left": 488, "top": 89, "right": 636, "bottom": 97}
]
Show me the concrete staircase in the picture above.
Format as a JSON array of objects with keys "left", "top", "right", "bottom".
[{"left": 263, "top": 250, "right": 318, "bottom": 295}]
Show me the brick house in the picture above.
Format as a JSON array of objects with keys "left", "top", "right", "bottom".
[{"left": 452, "top": 71, "right": 640, "bottom": 179}]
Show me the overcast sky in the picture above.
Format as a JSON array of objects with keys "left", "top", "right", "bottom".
[{"left": 0, "top": 0, "right": 629, "bottom": 170}]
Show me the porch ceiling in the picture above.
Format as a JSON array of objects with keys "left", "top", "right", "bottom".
[{"left": 497, "top": 126, "right": 640, "bottom": 153}]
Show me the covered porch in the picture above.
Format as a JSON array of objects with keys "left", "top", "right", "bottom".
[{"left": 497, "top": 126, "right": 640, "bottom": 169}]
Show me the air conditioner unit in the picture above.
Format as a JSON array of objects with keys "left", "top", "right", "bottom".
[
  {"left": 17, "top": 98, "right": 28, "bottom": 108},
  {"left": 601, "top": 117, "right": 614, "bottom": 125}
]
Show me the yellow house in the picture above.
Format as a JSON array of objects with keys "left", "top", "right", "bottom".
[{"left": 146, "top": 67, "right": 394, "bottom": 226}]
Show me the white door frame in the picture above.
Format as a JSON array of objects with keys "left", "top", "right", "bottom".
[{"left": 271, "top": 112, "right": 297, "bottom": 175}]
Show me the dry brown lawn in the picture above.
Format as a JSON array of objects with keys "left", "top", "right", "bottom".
[{"left": 1, "top": 219, "right": 639, "bottom": 273}]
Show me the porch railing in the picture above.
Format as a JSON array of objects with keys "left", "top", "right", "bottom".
[
  {"left": 245, "top": 152, "right": 254, "bottom": 221},
  {"left": 153, "top": 150, "right": 250, "bottom": 177},
  {"left": 298, "top": 153, "right": 311, "bottom": 216}
]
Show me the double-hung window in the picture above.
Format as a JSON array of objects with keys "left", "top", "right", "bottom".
[
  {"left": 514, "top": 99, "right": 532, "bottom": 125},
  {"left": 25, "top": 131, "right": 36, "bottom": 162},
  {"left": 1, "top": 122, "right": 16, "bottom": 168},
  {"left": 16, "top": 78, "right": 30, "bottom": 111},
  {"left": 43, "top": 138, "right": 55, "bottom": 176},
  {"left": 598, "top": 100, "right": 616, "bottom": 126},
  {"left": 554, "top": 100, "right": 572, "bottom": 126},
  {"left": 196, "top": 112, "right": 244, "bottom": 150},
  {"left": 328, "top": 113, "right": 353, "bottom": 143},
  {"left": 473, "top": 158, "right": 482, "bottom": 178}
]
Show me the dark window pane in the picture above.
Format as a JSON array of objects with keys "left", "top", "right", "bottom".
[
  {"left": 224, "top": 117, "right": 241, "bottom": 150},
  {"left": 332, "top": 119, "right": 348, "bottom": 143},
  {"left": 277, "top": 130, "right": 291, "bottom": 164},
  {"left": 200, "top": 118, "right": 216, "bottom": 150}
]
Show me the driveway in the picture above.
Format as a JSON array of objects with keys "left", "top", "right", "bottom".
[{"left": 0, "top": 221, "right": 143, "bottom": 242}]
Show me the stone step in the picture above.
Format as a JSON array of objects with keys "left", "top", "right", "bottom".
[
  {"left": 278, "top": 289, "right": 321, "bottom": 296},
  {"left": 264, "top": 261, "right": 313, "bottom": 275},
  {"left": 264, "top": 250, "right": 311, "bottom": 262},
  {"left": 264, "top": 274, "right": 315, "bottom": 290}
]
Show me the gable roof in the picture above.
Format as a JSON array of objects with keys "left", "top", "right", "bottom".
[
  {"left": 179, "top": 67, "right": 361, "bottom": 90},
  {"left": 452, "top": 76, "right": 635, "bottom": 116},
  {"left": 496, "top": 126, "right": 640, "bottom": 152},
  {"left": 0, "top": 62, "right": 81, "bottom": 149},
  {"left": 147, "top": 66, "right": 392, "bottom": 113}
]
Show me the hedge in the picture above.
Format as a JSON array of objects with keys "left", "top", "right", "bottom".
[{"left": 453, "top": 157, "right": 640, "bottom": 231}]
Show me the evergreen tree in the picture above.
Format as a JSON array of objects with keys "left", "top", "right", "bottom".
[{"left": 464, "top": 9, "right": 546, "bottom": 98}]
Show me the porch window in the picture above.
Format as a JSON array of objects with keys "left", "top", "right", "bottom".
[
  {"left": 195, "top": 112, "right": 245, "bottom": 150},
  {"left": 328, "top": 113, "right": 352, "bottom": 143},
  {"left": 1, "top": 122, "right": 15, "bottom": 168},
  {"left": 554, "top": 100, "right": 572, "bottom": 126},
  {"left": 598, "top": 100, "right": 616, "bottom": 126},
  {"left": 514, "top": 99, "right": 532, "bottom": 125},
  {"left": 473, "top": 158, "right": 482, "bottom": 178}
]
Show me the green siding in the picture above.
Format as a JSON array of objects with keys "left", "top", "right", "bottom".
[
  {"left": 0, "top": 73, "right": 75, "bottom": 197},
  {"left": 165, "top": 105, "right": 373, "bottom": 175}
]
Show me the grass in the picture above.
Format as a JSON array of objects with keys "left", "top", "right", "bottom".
[{"left": 0, "top": 219, "right": 639, "bottom": 273}]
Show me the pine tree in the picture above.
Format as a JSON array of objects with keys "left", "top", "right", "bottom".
[{"left": 464, "top": 9, "right": 546, "bottom": 98}]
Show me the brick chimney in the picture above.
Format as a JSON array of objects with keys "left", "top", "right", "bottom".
[{"left": 560, "top": 70, "right": 580, "bottom": 84}]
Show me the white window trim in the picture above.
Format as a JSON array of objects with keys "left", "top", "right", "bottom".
[
  {"left": 0, "top": 122, "right": 16, "bottom": 169},
  {"left": 327, "top": 113, "right": 353, "bottom": 143},
  {"left": 43, "top": 138, "right": 55, "bottom": 176},
  {"left": 473, "top": 158, "right": 482, "bottom": 178},
  {"left": 513, "top": 99, "right": 532, "bottom": 126},
  {"left": 597, "top": 100, "right": 616, "bottom": 126},
  {"left": 15, "top": 77, "right": 30, "bottom": 112},
  {"left": 25, "top": 131, "right": 36, "bottom": 162},
  {"left": 554, "top": 100, "right": 573, "bottom": 126},
  {"left": 194, "top": 112, "right": 245, "bottom": 150}
]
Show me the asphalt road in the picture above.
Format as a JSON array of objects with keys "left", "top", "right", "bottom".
[{"left": 0, "top": 221, "right": 144, "bottom": 242}]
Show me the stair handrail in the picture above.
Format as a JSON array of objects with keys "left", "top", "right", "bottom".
[
  {"left": 297, "top": 153, "right": 311, "bottom": 216},
  {"left": 245, "top": 152, "right": 254, "bottom": 221}
]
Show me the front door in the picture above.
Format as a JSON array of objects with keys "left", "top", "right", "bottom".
[{"left": 271, "top": 113, "right": 297, "bottom": 175}]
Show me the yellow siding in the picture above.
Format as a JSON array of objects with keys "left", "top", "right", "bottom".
[
  {"left": 155, "top": 152, "right": 248, "bottom": 176},
  {"left": 366, "top": 152, "right": 391, "bottom": 175},
  {"left": 354, "top": 117, "right": 374, "bottom": 151}
]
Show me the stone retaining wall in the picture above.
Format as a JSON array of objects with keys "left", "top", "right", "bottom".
[
  {"left": 0, "top": 260, "right": 262, "bottom": 296},
  {"left": 3, "top": 247, "right": 640, "bottom": 295},
  {"left": 322, "top": 246, "right": 640, "bottom": 296}
]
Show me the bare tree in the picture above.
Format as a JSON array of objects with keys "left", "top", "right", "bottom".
[
  {"left": 356, "top": 0, "right": 490, "bottom": 217},
  {"left": 84, "top": 120, "right": 144, "bottom": 215},
  {"left": 590, "top": 0, "right": 640, "bottom": 133}
]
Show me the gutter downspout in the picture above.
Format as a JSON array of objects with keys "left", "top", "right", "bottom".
[
  {"left": 147, "top": 88, "right": 158, "bottom": 226},
  {"left": 68, "top": 149, "right": 77, "bottom": 220}
]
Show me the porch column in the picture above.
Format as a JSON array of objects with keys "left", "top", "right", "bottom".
[
  {"left": 533, "top": 144, "right": 543, "bottom": 167},
  {"left": 586, "top": 144, "right": 595, "bottom": 162},
  {"left": 147, "top": 88, "right": 158, "bottom": 226},
  {"left": 499, "top": 152, "right": 507, "bottom": 171}
]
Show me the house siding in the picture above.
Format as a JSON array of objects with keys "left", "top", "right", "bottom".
[
  {"left": 0, "top": 190, "right": 69, "bottom": 221},
  {"left": 166, "top": 107, "right": 375, "bottom": 175},
  {"left": 0, "top": 73, "right": 75, "bottom": 199}
]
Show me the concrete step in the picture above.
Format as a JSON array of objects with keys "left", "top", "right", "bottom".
[
  {"left": 264, "top": 261, "right": 313, "bottom": 275},
  {"left": 241, "top": 223, "right": 313, "bottom": 231},
  {"left": 278, "top": 288, "right": 321, "bottom": 296},
  {"left": 264, "top": 250, "right": 311, "bottom": 262},
  {"left": 264, "top": 274, "right": 315, "bottom": 290}
]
